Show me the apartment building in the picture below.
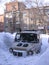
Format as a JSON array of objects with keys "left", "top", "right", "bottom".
[
  {"left": 22, "top": 7, "right": 46, "bottom": 33},
  {"left": 4, "top": 1, "right": 26, "bottom": 33},
  {"left": 4, "top": 0, "right": 49, "bottom": 33},
  {"left": 43, "top": 6, "right": 49, "bottom": 33}
]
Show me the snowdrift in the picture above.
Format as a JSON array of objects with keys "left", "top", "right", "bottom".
[
  {"left": 40, "top": 34, "right": 49, "bottom": 53},
  {"left": 4, "top": 32, "right": 15, "bottom": 48},
  {"left": 0, "top": 32, "right": 8, "bottom": 51},
  {"left": 0, "top": 32, "right": 49, "bottom": 65},
  {"left": 34, "top": 47, "right": 49, "bottom": 65}
]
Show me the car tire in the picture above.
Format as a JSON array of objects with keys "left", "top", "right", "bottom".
[
  {"left": 36, "top": 50, "right": 40, "bottom": 54},
  {"left": 9, "top": 48, "right": 13, "bottom": 53},
  {"left": 13, "top": 52, "right": 17, "bottom": 56},
  {"left": 29, "top": 51, "right": 33, "bottom": 55}
]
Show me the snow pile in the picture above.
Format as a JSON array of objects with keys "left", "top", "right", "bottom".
[
  {"left": 0, "top": 33, "right": 49, "bottom": 65},
  {"left": 0, "top": 48, "right": 17, "bottom": 65},
  {"left": 12, "top": 32, "right": 16, "bottom": 39},
  {"left": 34, "top": 47, "right": 49, "bottom": 65},
  {"left": 40, "top": 34, "right": 49, "bottom": 53},
  {"left": 4, "top": 32, "right": 15, "bottom": 48},
  {"left": 0, "top": 32, "right": 17, "bottom": 65},
  {"left": 0, "top": 32, "right": 8, "bottom": 51},
  {"left": 0, "top": 32, "right": 15, "bottom": 50}
]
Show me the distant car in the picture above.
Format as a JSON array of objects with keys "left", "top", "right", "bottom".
[{"left": 9, "top": 30, "right": 42, "bottom": 57}]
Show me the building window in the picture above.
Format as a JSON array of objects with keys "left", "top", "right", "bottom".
[
  {"left": 31, "top": 24, "right": 33, "bottom": 27},
  {"left": 24, "top": 27, "right": 27, "bottom": 28},
  {"left": 16, "top": 21, "right": 20, "bottom": 24},
  {"left": 6, "top": 21, "right": 8, "bottom": 24},
  {"left": 6, "top": 13, "right": 12, "bottom": 18},
  {"left": 31, "top": 18, "right": 33, "bottom": 21},
  {"left": 9, "top": 21, "right": 13, "bottom": 26},
  {"left": 23, "top": 12, "right": 27, "bottom": 17},
  {"left": 45, "top": 9, "right": 49, "bottom": 12},
  {"left": 5, "top": 26, "right": 8, "bottom": 28}
]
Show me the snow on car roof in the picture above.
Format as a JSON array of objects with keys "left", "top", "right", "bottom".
[{"left": 20, "top": 31, "right": 40, "bottom": 34}]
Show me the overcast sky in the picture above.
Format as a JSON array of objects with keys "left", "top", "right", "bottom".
[{"left": 0, "top": 0, "right": 49, "bottom": 14}]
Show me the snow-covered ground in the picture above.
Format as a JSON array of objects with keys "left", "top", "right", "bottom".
[{"left": 0, "top": 32, "right": 49, "bottom": 65}]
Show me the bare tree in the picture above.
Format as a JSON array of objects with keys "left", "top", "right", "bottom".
[
  {"left": 10, "top": 0, "right": 23, "bottom": 32},
  {"left": 24, "top": 0, "right": 48, "bottom": 33}
]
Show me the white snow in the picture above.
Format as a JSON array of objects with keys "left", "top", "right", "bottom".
[
  {"left": 4, "top": 32, "right": 14, "bottom": 48},
  {"left": 0, "top": 32, "right": 49, "bottom": 65},
  {"left": 34, "top": 47, "right": 49, "bottom": 65},
  {"left": 40, "top": 34, "right": 49, "bottom": 53}
]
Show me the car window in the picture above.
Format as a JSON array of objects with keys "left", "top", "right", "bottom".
[
  {"left": 16, "top": 34, "right": 20, "bottom": 39},
  {"left": 20, "top": 33, "right": 38, "bottom": 42}
]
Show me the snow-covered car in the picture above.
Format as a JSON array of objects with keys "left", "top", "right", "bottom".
[{"left": 9, "top": 30, "right": 42, "bottom": 57}]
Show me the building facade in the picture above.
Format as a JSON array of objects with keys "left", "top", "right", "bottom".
[
  {"left": 44, "top": 6, "right": 49, "bottom": 34},
  {"left": 4, "top": 1, "right": 26, "bottom": 33},
  {"left": 22, "top": 7, "right": 46, "bottom": 33},
  {"left": 4, "top": 1, "right": 49, "bottom": 33},
  {"left": 0, "top": 14, "right": 4, "bottom": 32}
]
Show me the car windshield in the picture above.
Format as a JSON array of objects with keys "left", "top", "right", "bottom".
[{"left": 20, "top": 33, "right": 39, "bottom": 43}]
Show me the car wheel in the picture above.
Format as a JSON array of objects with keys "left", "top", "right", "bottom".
[
  {"left": 36, "top": 50, "right": 40, "bottom": 54},
  {"left": 9, "top": 48, "right": 13, "bottom": 53},
  {"left": 29, "top": 51, "right": 33, "bottom": 55},
  {"left": 13, "top": 52, "right": 17, "bottom": 56}
]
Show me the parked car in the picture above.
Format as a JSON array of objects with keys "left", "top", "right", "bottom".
[{"left": 9, "top": 30, "right": 42, "bottom": 57}]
